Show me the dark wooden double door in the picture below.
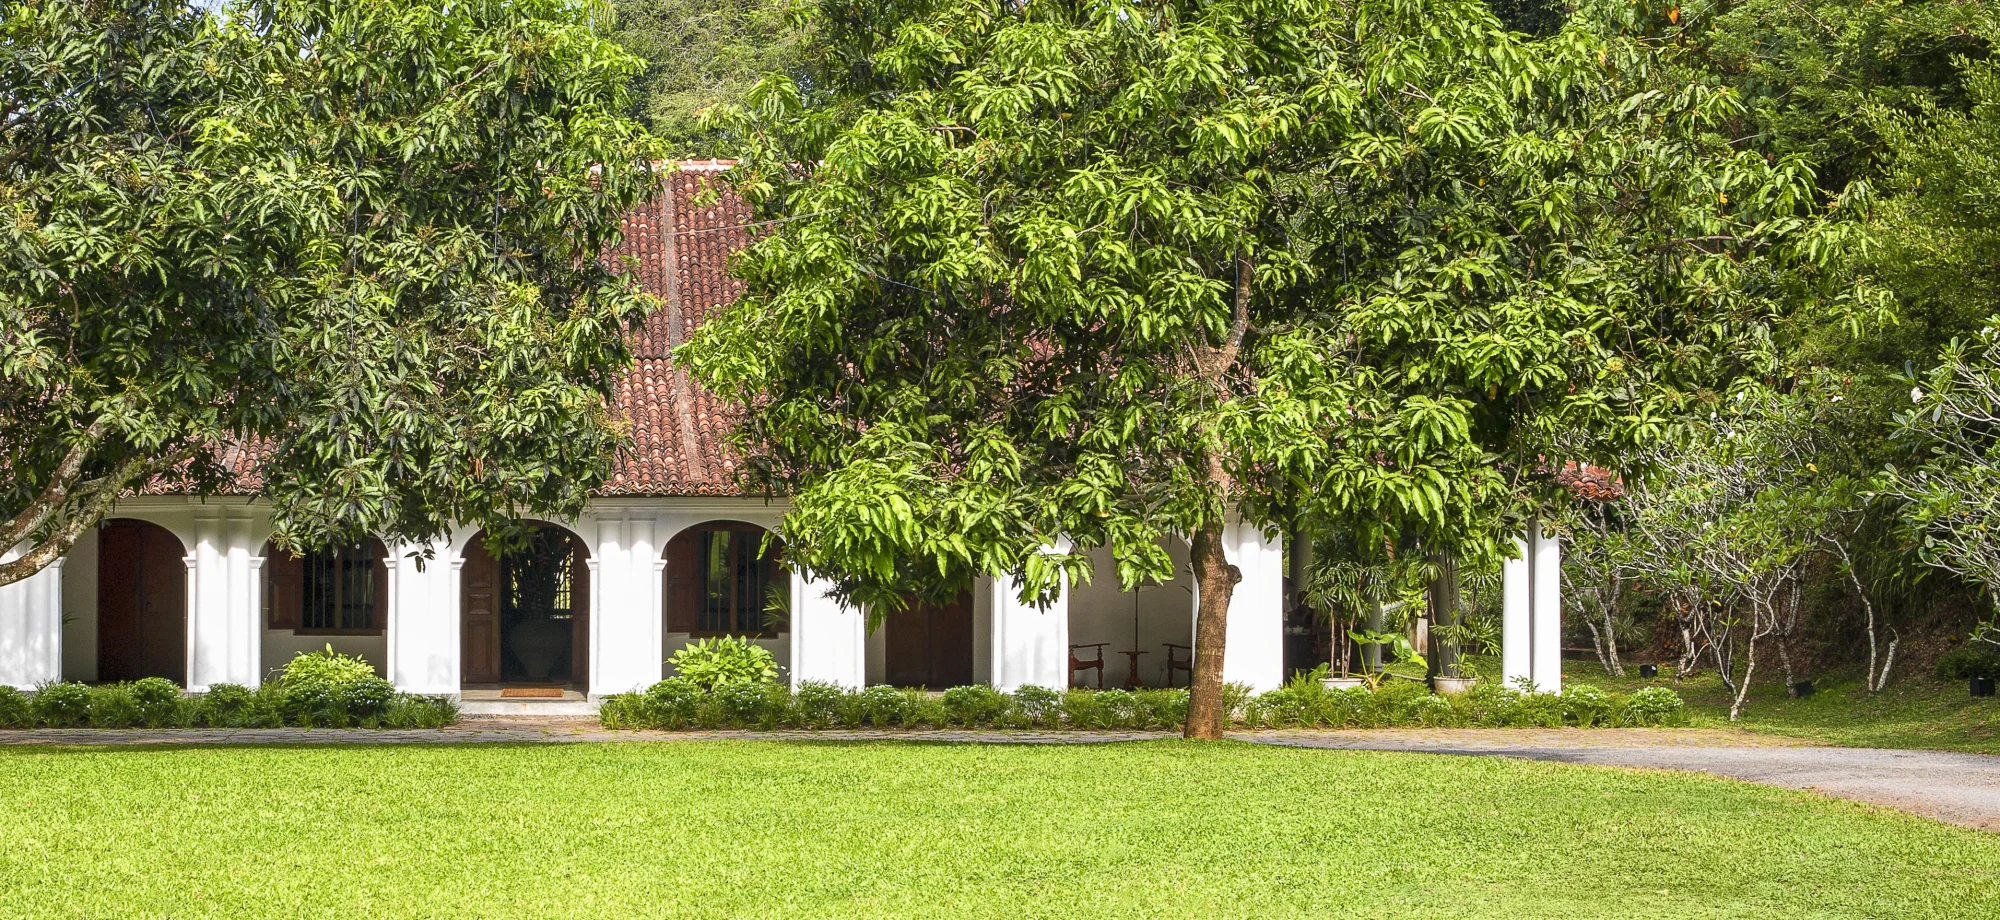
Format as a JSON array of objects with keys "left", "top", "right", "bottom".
[
  {"left": 97, "top": 519, "right": 187, "bottom": 684},
  {"left": 884, "top": 590, "right": 973, "bottom": 688},
  {"left": 461, "top": 528, "right": 590, "bottom": 688}
]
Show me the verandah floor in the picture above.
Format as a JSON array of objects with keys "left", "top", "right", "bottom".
[{"left": 2, "top": 740, "right": 1996, "bottom": 918}]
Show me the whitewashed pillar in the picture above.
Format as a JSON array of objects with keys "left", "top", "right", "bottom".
[
  {"left": 1206, "top": 517, "right": 1285, "bottom": 693},
  {"left": 0, "top": 552, "right": 64, "bottom": 689},
  {"left": 589, "top": 513, "right": 663, "bottom": 698},
  {"left": 988, "top": 573, "right": 1068, "bottom": 692},
  {"left": 386, "top": 537, "right": 459, "bottom": 696},
  {"left": 789, "top": 571, "right": 865, "bottom": 689},
  {"left": 187, "top": 507, "right": 262, "bottom": 690},
  {"left": 1502, "top": 520, "right": 1563, "bottom": 693}
]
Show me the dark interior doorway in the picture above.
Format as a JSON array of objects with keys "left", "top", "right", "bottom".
[
  {"left": 884, "top": 588, "right": 973, "bottom": 688},
  {"left": 462, "top": 525, "right": 589, "bottom": 689},
  {"left": 97, "top": 519, "right": 187, "bottom": 685}
]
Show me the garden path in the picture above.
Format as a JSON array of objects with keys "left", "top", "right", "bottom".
[{"left": 5, "top": 722, "right": 1996, "bottom": 831}]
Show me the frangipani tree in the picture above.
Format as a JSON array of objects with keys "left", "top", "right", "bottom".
[
  {"left": 686, "top": 0, "right": 1848, "bottom": 737},
  {"left": 0, "top": 0, "right": 661, "bottom": 584}
]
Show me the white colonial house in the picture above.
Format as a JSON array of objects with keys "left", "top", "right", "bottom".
[{"left": 0, "top": 163, "right": 1564, "bottom": 712}]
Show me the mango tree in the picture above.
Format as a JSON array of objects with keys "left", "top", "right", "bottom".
[{"left": 685, "top": 0, "right": 1850, "bottom": 737}]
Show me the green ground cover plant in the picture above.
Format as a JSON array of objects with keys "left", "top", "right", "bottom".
[
  {"left": 597, "top": 677, "right": 1684, "bottom": 731},
  {"left": 1570, "top": 661, "right": 2000, "bottom": 753},
  {"left": 0, "top": 741, "right": 1994, "bottom": 918},
  {"left": 0, "top": 649, "right": 456, "bottom": 730}
]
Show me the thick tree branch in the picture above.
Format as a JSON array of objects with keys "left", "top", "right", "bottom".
[
  {"left": 0, "top": 418, "right": 110, "bottom": 551},
  {"left": 0, "top": 451, "right": 161, "bottom": 588}
]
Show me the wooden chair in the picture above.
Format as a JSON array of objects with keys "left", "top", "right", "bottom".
[
  {"left": 1069, "top": 643, "right": 1108, "bottom": 689},
  {"left": 1163, "top": 643, "right": 1192, "bottom": 688}
]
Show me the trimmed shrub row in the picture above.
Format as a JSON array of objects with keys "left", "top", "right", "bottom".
[
  {"left": 599, "top": 678, "right": 1687, "bottom": 731},
  {"left": 0, "top": 679, "right": 458, "bottom": 729}
]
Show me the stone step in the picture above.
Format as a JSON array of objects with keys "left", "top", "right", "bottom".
[{"left": 459, "top": 698, "right": 599, "bottom": 716}]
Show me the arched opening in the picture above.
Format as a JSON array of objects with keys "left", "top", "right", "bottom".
[
  {"left": 664, "top": 521, "right": 787, "bottom": 636},
  {"left": 96, "top": 518, "right": 187, "bottom": 685},
  {"left": 462, "top": 523, "right": 590, "bottom": 690},
  {"left": 263, "top": 537, "right": 389, "bottom": 677},
  {"left": 663, "top": 521, "right": 789, "bottom": 668},
  {"left": 1068, "top": 538, "right": 1196, "bottom": 689}
]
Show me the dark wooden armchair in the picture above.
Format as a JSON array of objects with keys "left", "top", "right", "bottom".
[
  {"left": 1163, "top": 643, "right": 1193, "bottom": 688},
  {"left": 1069, "top": 643, "right": 1108, "bottom": 689}
]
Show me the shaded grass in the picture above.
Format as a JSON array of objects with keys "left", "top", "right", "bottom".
[
  {"left": 1567, "top": 661, "right": 2000, "bottom": 753},
  {"left": 1, "top": 741, "right": 1996, "bottom": 918}
]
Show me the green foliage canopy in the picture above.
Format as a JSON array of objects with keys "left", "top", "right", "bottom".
[
  {"left": 0, "top": 0, "right": 663, "bottom": 583},
  {"left": 686, "top": 0, "right": 1851, "bottom": 616}
]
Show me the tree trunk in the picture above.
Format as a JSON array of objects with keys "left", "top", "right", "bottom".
[
  {"left": 1363, "top": 597, "right": 1384, "bottom": 673},
  {"left": 1602, "top": 574, "right": 1625, "bottom": 676},
  {"left": 1427, "top": 552, "right": 1460, "bottom": 680},
  {"left": 1185, "top": 519, "right": 1241, "bottom": 740}
]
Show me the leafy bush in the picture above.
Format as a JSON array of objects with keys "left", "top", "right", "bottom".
[
  {"left": 0, "top": 686, "right": 30, "bottom": 728},
  {"left": 282, "top": 645, "right": 377, "bottom": 689},
  {"left": 1620, "top": 687, "right": 1688, "bottom": 727},
  {"left": 1560, "top": 684, "right": 1615, "bottom": 727},
  {"left": 197, "top": 683, "right": 255, "bottom": 727},
  {"left": 31, "top": 681, "right": 92, "bottom": 727},
  {"left": 794, "top": 681, "right": 847, "bottom": 728},
  {"left": 854, "top": 684, "right": 916, "bottom": 726},
  {"left": 940, "top": 685, "right": 1008, "bottom": 726},
  {"left": 130, "top": 677, "right": 185, "bottom": 727},
  {"left": 669, "top": 636, "right": 778, "bottom": 690},
  {"left": 87, "top": 683, "right": 141, "bottom": 728},
  {"left": 592, "top": 681, "right": 1692, "bottom": 734},
  {"left": 1936, "top": 642, "right": 2000, "bottom": 681},
  {"left": 1011, "top": 686, "right": 1061, "bottom": 726},
  {"left": 381, "top": 694, "right": 458, "bottom": 729}
]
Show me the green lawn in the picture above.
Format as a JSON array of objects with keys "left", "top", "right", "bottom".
[
  {"left": 2, "top": 741, "right": 1995, "bottom": 918},
  {"left": 1562, "top": 660, "right": 2000, "bottom": 753}
]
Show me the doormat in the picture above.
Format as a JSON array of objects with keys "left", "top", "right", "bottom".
[{"left": 499, "top": 687, "right": 565, "bottom": 699}]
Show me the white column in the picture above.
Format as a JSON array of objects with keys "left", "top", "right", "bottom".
[
  {"left": 1531, "top": 521, "right": 1563, "bottom": 694},
  {"left": 988, "top": 574, "right": 1068, "bottom": 692},
  {"left": 386, "top": 537, "right": 459, "bottom": 696},
  {"left": 0, "top": 552, "right": 64, "bottom": 689},
  {"left": 1502, "top": 520, "right": 1563, "bottom": 693},
  {"left": 589, "top": 513, "right": 663, "bottom": 698},
  {"left": 187, "top": 509, "right": 262, "bottom": 690},
  {"left": 789, "top": 570, "right": 865, "bottom": 689},
  {"left": 1214, "top": 517, "right": 1284, "bottom": 693},
  {"left": 1502, "top": 532, "right": 1532, "bottom": 688}
]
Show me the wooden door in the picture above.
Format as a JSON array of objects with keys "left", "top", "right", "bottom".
[
  {"left": 884, "top": 589, "right": 972, "bottom": 688},
  {"left": 461, "top": 538, "right": 501, "bottom": 684},
  {"left": 97, "top": 520, "right": 186, "bottom": 684}
]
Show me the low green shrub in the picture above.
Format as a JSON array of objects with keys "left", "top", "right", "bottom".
[
  {"left": 1935, "top": 642, "right": 2000, "bottom": 681},
  {"left": 0, "top": 686, "right": 30, "bottom": 728},
  {"left": 593, "top": 680, "right": 1694, "bottom": 733},
  {"left": 31, "top": 681, "right": 91, "bottom": 727},
  {"left": 940, "top": 685, "right": 1008, "bottom": 726},
  {"left": 1620, "top": 686, "right": 1688, "bottom": 727},
  {"left": 669, "top": 636, "right": 779, "bottom": 690},
  {"left": 1, "top": 651, "right": 452, "bottom": 730}
]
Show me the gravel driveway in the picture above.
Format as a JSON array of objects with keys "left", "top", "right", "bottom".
[{"left": 1252, "top": 729, "right": 2000, "bottom": 832}]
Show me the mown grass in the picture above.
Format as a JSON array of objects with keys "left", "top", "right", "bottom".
[
  {"left": 1567, "top": 661, "right": 2000, "bottom": 753},
  {"left": 1, "top": 741, "right": 1995, "bottom": 918}
]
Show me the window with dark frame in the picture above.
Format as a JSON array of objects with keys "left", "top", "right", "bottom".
[
  {"left": 301, "top": 544, "right": 378, "bottom": 632},
  {"left": 696, "top": 529, "right": 783, "bottom": 635}
]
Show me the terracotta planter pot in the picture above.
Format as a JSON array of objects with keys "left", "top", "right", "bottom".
[{"left": 1432, "top": 676, "right": 1477, "bottom": 696}]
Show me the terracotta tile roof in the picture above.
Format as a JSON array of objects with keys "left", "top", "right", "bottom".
[
  {"left": 143, "top": 161, "right": 756, "bottom": 499},
  {"left": 599, "top": 160, "right": 755, "bottom": 496}
]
